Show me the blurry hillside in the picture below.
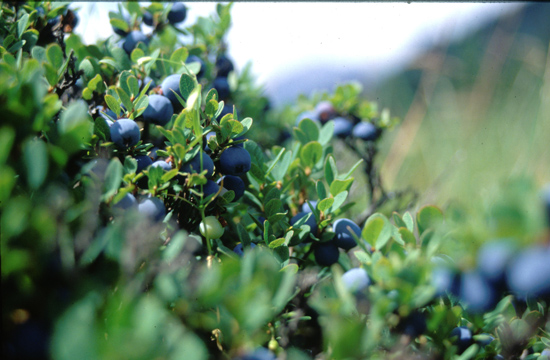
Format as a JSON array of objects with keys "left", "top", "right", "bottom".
[{"left": 364, "top": 3, "right": 550, "bottom": 211}]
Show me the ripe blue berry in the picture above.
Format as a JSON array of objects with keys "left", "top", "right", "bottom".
[
  {"left": 431, "top": 266, "right": 461, "bottom": 297},
  {"left": 161, "top": 74, "right": 183, "bottom": 108},
  {"left": 123, "top": 31, "right": 148, "bottom": 54},
  {"left": 333, "top": 218, "right": 362, "bottom": 250},
  {"left": 233, "top": 243, "right": 257, "bottom": 257},
  {"left": 352, "top": 122, "right": 379, "bottom": 141},
  {"left": 459, "top": 271, "right": 497, "bottom": 313},
  {"left": 314, "top": 241, "right": 340, "bottom": 267},
  {"left": 476, "top": 239, "right": 516, "bottom": 288},
  {"left": 186, "top": 55, "right": 205, "bottom": 78},
  {"left": 212, "top": 77, "right": 230, "bottom": 101},
  {"left": 302, "top": 200, "right": 317, "bottom": 213},
  {"left": 506, "top": 246, "right": 550, "bottom": 299},
  {"left": 113, "top": 193, "right": 137, "bottom": 210},
  {"left": 341, "top": 268, "right": 370, "bottom": 293},
  {"left": 290, "top": 212, "right": 318, "bottom": 236},
  {"left": 137, "top": 197, "right": 166, "bottom": 222},
  {"left": 135, "top": 155, "right": 153, "bottom": 173},
  {"left": 216, "top": 55, "right": 234, "bottom": 77},
  {"left": 139, "top": 76, "right": 156, "bottom": 90},
  {"left": 218, "top": 175, "right": 245, "bottom": 201},
  {"left": 399, "top": 311, "right": 427, "bottom": 338},
  {"left": 167, "top": 3, "right": 187, "bottom": 24},
  {"left": 181, "top": 151, "right": 214, "bottom": 178},
  {"left": 450, "top": 327, "right": 473, "bottom": 354},
  {"left": 201, "top": 180, "right": 220, "bottom": 198},
  {"left": 143, "top": 11, "right": 153, "bottom": 26},
  {"left": 151, "top": 160, "right": 172, "bottom": 171},
  {"left": 296, "top": 110, "right": 319, "bottom": 126},
  {"left": 218, "top": 146, "right": 251, "bottom": 176},
  {"left": 332, "top": 117, "right": 354, "bottom": 138},
  {"left": 142, "top": 94, "right": 174, "bottom": 126},
  {"left": 110, "top": 119, "right": 140, "bottom": 148},
  {"left": 315, "top": 101, "right": 336, "bottom": 123}
]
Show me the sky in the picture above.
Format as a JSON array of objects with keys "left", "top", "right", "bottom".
[{"left": 72, "top": 2, "right": 523, "bottom": 104}]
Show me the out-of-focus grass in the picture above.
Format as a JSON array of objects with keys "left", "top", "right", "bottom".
[{"left": 369, "top": 4, "right": 550, "bottom": 218}]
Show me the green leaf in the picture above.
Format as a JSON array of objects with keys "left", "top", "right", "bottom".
[
  {"left": 324, "top": 155, "right": 337, "bottom": 186},
  {"left": 46, "top": 43, "right": 63, "bottom": 69},
  {"left": 319, "top": 119, "right": 335, "bottom": 145},
  {"left": 416, "top": 205, "right": 443, "bottom": 235},
  {"left": 317, "top": 198, "right": 334, "bottom": 213},
  {"left": 44, "top": 63, "right": 58, "bottom": 87},
  {"left": 102, "top": 158, "right": 123, "bottom": 201},
  {"left": 298, "top": 118, "right": 319, "bottom": 142},
  {"left": 130, "top": 48, "right": 145, "bottom": 63},
  {"left": 16, "top": 14, "right": 30, "bottom": 39},
  {"left": 105, "top": 94, "right": 121, "bottom": 117},
  {"left": 78, "top": 58, "right": 95, "bottom": 79},
  {"left": 265, "top": 199, "right": 282, "bottom": 218},
  {"left": 340, "top": 159, "right": 363, "bottom": 180},
  {"left": 398, "top": 227, "right": 416, "bottom": 246},
  {"left": 403, "top": 211, "right": 414, "bottom": 232},
  {"left": 238, "top": 117, "right": 253, "bottom": 136},
  {"left": 300, "top": 141, "right": 323, "bottom": 168},
  {"left": 269, "top": 238, "right": 286, "bottom": 249},
  {"left": 316, "top": 180, "right": 327, "bottom": 200},
  {"left": 328, "top": 191, "right": 348, "bottom": 213},
  {"left": 127, "top": 75, "right": 139, "bottom": 98},
  {"left": 179, "top": 73, "right": 195, "bottom": 101},
  {"left": 362, "top": 213, "right": 391, "bottom": 249},
  {"left": 205, "top": 99, "right": 218, "bottom": 118},
  {"left": 170, "top": 47, "right": 189, "bottom": 66},
  {"left": 109, "top": 18, "right": 129, "bottom": 33},
  {"left": 31, "top": 46, "right": 47, "bottom": 63},
  {"left": 206, "top": 88, "right": 218, "bottom": 103},
  {"left": 23, "top": 139, "right": 48, "bottom": 189},
  {"left": 329, "top": 178, "right": 354, "bottom": 196},
  {"left": 94, "top": 117, "right": 110, "bottom": 142},
  {"left": 237, "top": 223, "right": 251, "bottom": 248},
  {"left": 134, "top": 95, "right": 149, "bottom": 117},
  {"left": 265, "top": 148, "right": 286, "bottom": 179},
  {"left": 270, "top": 149, "right": 292, "bottom": 182},
  {"left": 392, "top": 212, "right": 406, "bottom": 228},
  {"left": 116, "top": 87, "right": 133, "bottom": 113},
  {"left": 354, "top": 250, "right": 371, "bottom": 264}
]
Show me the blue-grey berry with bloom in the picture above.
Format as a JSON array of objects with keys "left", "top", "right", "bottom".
[
  {"left": 137, "top": 197, "right": 166, "bottom": 222},
  {"left": 110, "top": 119, "right": 140, "bottom": 148},
  {"left": 218, "top": 147, "right": 251, "bottom": 176},
  {"left": 142, "top": 94, "right": 174, "bottom": 126},
  {"left": 342, "top": 268, "right": 370, "bottom": 293}
]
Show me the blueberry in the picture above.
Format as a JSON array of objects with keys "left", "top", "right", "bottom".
[
  {"left": 431, "top": 266, "right": 461, "bottom": 297},
  {"left": 161, "top": 74, "right": 183, "bottom": 108},
  {"left": 218, "top": 175, "right": 245, "bottom": 201},
  {"left": 332, "top": 218, "right": 362, "bottom": 250},
  {"left": 290, "top": 212, "right": 318, "bottom": 236},
  {"left": 167, "top": 3, "right": 187, "bottom": 24},
  {"left": 352, "top": 122, "right": 380, "bottom": 141},
  {"left": 186, "top": 55, "right": 205, "bottom": 78},
  {"left": 201, "top": 180, "right": 220, "bottom": 198},
  {"left": 233, "top": 243, "right": 257, "bottom": 257},
  {"left": 135, "top": 155, "right": 153, "bottom": 173},
  {"left": 212, "top": 77, "right": 230, "bottom": 101},
  {"left": 218, "top": 146, "right": 251, "bottom": 176},
  {"left": 181, "top": 151, "right": 214, "bottom": 178},
  {"left": 398, "top": 311, "right": 427, "bottom": 338},
  {"left": 143, "top": 11, "right": 154, "bottom": 26},
  {"left": 506, "top": 246, "right": 550, "bottom": 299},
  {"left": 541, "top": 349, "right": 550, "bottom": 360},
  {"left": 314, "top": 240, "right": 340, "bottom": 267},
  {"left": 110, "top": 119, "right": 140, "bottom": 148},
  {"left": 315, "top": 101, "right": 336, "bottom": 123},
  {"left": 142, "top": 94, "right": 174, "bottom": 126},
  {"left": 149, "top": 147, "right": 160, "bottom": 161},
  {"left": 302, "top": 200, "right": 317, "bottom": 213},
  {"left": 216, "top": 55, "right": 234, "bottom": 77},
  {"left": 459, "top": 271, "right": 498, "bottom": 313},
  {"left": 296, "top": 110, "right": 320, "bottom": 126},
  {"left": 123, "top": 30, "right": 149, "bottom": 54},
  {"left": 151, "top": 160, "right": 172, "bottom": 171},
  {"left": 476, "top": 239, "right": 516, "bottom": 289},
  {"left": 138, "top": 196, "right": 166, "bottom": 222},
  {"left": 332, "top": 117, "right": 354, "bottom": 138},
  {"left": 450, "top": 327, "right": 473, "bottom": 354},
  {"left": 139, "top": 76, "right": 156, "bottom": 90},
  {"left": 113, "top": 193, "right": 137, "bottom": 210},
  {"left": 341, "top": 268, "right": 370, "bottom": 293}
]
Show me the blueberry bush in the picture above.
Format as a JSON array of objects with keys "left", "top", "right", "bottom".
[{"left": 2, "top": 2, "right": 550, "bottom": 360}]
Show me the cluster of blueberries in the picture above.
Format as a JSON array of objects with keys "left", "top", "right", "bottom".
[
  {"left": 290, "top": 201, "right": 366, "bottom": 267},
  {"left": 114, "top": 3, "right": 187, "bottom": 55},
  {"left": 432, "top": 238, "right": 550, "bottom": 314},
  {"left": 296, "top": 101, "right": 381, "bottom": 141}
]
